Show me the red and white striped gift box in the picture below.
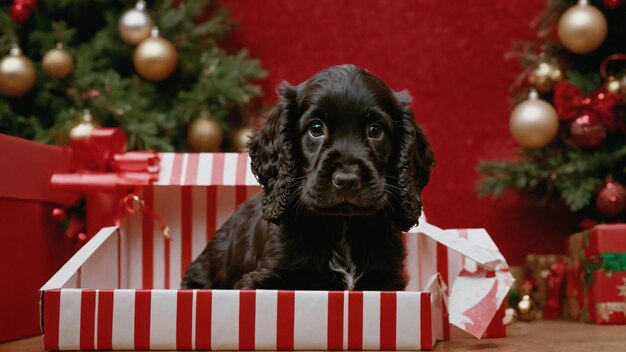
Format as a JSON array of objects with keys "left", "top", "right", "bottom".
[
  {"left": 40, "top": 153, "right": 511, "bottom": 350},
  {"left": 41, "top": 227, "right": 442, "bottom": 350}
]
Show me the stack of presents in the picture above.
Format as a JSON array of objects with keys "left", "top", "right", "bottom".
[
  {"left": 1, "top": 129, "right": 624, "bottom": 350},
  {"left": 513, "top": 228, "right": 626, "bottom": 325}
]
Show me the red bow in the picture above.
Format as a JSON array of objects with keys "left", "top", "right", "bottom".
[
  {"left": 51, "top": 128, "right": 160, "bottom": 192},
  {"left": 552, "top": 82, "right": 621, "bottom": 130}
]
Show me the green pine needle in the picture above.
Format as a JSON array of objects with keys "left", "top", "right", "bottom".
[{"left": 0, "top": 0, "right": 266, "bottom": 151}]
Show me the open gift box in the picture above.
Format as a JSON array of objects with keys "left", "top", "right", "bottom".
[{"left": 41, "top": 153, "right": 513, "bottom": 350}]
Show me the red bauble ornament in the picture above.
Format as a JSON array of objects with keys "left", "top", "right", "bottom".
[
  {"left": 569, "top": 113, "right": 607, "bottom": 148},
  {"left": 21, "top": 0, "right": 38, "bottom": 10},
  {"left": 596, "top": 177, "right": 626, "bottom": 217},
  {"left": 604, "top": 0, "right": 625, "bottom": 9},
  {"left": 10, "top": 2, "right": 30, "bottom": 23},
  {"left": 50, "top": 207, "right": 67, "bottom": 223},
  {"left": 10, "top": 0, "right": 37, "bottom": 23},
  {"left": 77, "top": 233, "right": 88, "bottom": 242},
  {"left": 579, "top": 218, "right": 598, "bottom": 230}
]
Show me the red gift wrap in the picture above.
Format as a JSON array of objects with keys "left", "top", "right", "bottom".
[
  {"left": 566, "top": 224, "right": 626, "bottom": 324},
  {"left": 50, "top": 128, "right": 160, "bottom": 236},
  {"left": 0, "top": 134, "right": 80, "bottom": 342}
]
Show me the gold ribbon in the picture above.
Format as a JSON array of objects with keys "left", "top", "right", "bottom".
[
  {"left": 595, "top": 302, "right": 626, "bottom": 321},
  {"left": 116, "top": 191, "right": 171, "bottom": 240}
]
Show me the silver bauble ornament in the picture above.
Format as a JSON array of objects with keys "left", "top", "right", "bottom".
[
  {"left": 510, "top": 90, "right": 559, "bottom": 148},
  {"left": 119, "top": 0, "right": 153, "bottom": 45},
  {"left": 557, "top": 0, "right": 607, "bottom": 54},
  {"left": 70, "top": 110, "right": 97, "bottom": 140}
]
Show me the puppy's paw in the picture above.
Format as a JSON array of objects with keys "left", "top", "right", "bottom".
[
  {"left": 233, "top": 268, "right": 278, "bottom": 289},
  {"left": 233, "top": 277, "right": 256, "bottom": 290}
]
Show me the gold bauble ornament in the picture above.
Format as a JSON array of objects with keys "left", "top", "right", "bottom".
[
  {"left": 529, "top": 61, "right": 563, "bottom": 93},
  {"left": 557, "top": 0, "right": 607, "bottom": 54},
  {"left": 133, "top": 27, "right": 178, "bottom": 81},
  {"left": 510, "top": 90, "right": 559, "bottom": 148},
  {"left": 231, "top": 126, "right": 254, "bottom": 152},
  {"left": 0, "top": 45, "right": 36, "bottom": 97},
  {"left": 119, "top": 0, "right": 153, "bottom": 45},
  {"left": 516, "top": 294, "right": 537, "bottom": 322},
  {"left": 606, "top": 77, "right": 621, "bottom": 95},
  {"left": 42, "top": 44, "right": 74, "bottom": 79},
  {"left": 70, "top": 110, "right": 97, "bottom": 140},
  {"left": 187, "top": 114, "right": 224, "bottom": 152}
]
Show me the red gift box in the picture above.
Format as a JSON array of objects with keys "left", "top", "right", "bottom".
[
  {"left": 566, "top": 224, "right": 626, "bottom": 324},
  {"left": 40, "top": 152, "right": 512, "bottom": 350},
  {"left": 0, "top": 134, "right": 80, "bottom": 342}
]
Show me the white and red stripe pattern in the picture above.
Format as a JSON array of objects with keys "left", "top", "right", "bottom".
[
  {"left": 121, "top": 185, "right": 261, "bottom": 290},
  {"left": 40, "top": 152, "right": 512, "bottom": 350},
  {"left": 40, "top": 225, "right": 444, "bottom": 351},
  {"left": 42, "top": 287, "right": 437, "bottom": 350},
  {"left": 410, "top": 223, "right": 514, "bottom": 339},
  {"left": 125, "top": 152, "right": 262, "bottom": 290},
  {"left": 404, "top": 226, "right": 506, "bottom": 340},
  {"left": 156, "top": 153, "right": 258, "bottom": 186}
]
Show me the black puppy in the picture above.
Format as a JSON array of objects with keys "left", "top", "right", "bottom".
[{"left": 182, "top": 64, "right": 433, "bottom": 290}]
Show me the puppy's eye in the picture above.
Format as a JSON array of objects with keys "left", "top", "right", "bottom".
[
  {"left": 367, "top": 123, "right": 383, "bottom": 139},
  {"left": 308, "top": 120, "right": 325, "bottom": 138}
]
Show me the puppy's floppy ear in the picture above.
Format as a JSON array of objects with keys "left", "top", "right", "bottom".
[
  {"left": 249, "top": 82, "right": 298, "bottom": 223},
  {"left": 394, "top": 90, "right": 434, "bottom": 231}
]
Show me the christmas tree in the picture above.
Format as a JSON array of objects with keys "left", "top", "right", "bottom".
[
  {"left": 478, "top": 0, "right": 626, "bottom": 225},
  {"left": 0, "top": 0, "right": 266, "bottom": 152}
]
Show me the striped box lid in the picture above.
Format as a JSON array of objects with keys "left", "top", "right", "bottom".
[{"left": 156, "top": 153, "right": 258, "bottom": 186}]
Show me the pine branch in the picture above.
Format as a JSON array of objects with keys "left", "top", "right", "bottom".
[
  {"left": 0, "top": 0, "right": 266, "bottom": 151},
  {"left": 478, "top": 139, "right": 626, "bottom": 215},
  {"left": 556, "top": 176, "right": 602, "bottom": 211},
  {"left": 566, "top": 70, "right": 602, "bottom": 93},
  {"left": 477, "top": 158, "right": 551, "bottom": 198}
]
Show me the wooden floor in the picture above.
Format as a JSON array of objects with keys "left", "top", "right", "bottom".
[{"left": 1, "top": 320, "right": 624, "bottom": 351}]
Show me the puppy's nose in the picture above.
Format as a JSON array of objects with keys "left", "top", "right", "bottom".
[{"left": 333, "top": 172, "right": 361, "bottom": 191}]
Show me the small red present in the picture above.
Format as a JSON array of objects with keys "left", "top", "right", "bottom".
[
  {"left": 0, "top": 134, "right": 80, "bottom": 341},
  {"left": 566, "top": 224, "right": 626, "bottom": 324}
]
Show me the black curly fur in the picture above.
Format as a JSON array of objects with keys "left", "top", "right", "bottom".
[
  {"left": 182, "top": 64, "right": 434, "bottom": 290},
  {"left": 249, "top": 83, "right": 298, "bottom": 223},
  {"left": 394, "top": 91, "right": 435, "bottom": 231}
]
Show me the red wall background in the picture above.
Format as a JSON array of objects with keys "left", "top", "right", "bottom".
[{"left": 222, "top": 0, "right": 579, "bottom": 265}]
